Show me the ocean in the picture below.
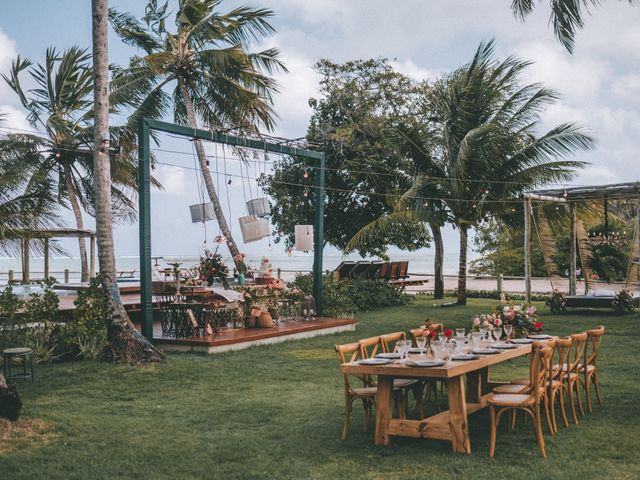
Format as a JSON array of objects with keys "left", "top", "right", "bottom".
[{"left": 0, "top": 252, "right": 463, "bottom": 283}]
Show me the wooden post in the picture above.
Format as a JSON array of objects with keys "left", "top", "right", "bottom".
[
  {"left": 43, "top": 238, "right": 50, "bottom": 279},
  {"left": 569, "top": 203, "right": 577, "bottom": 296},
  {"left": 374, "top": 376, "right": 394, "bottom": 446},
  {"left": 89, "top": 235, "right": 96, "bottom": 278},
  {"left": 64, "top": 269, "right": 70, "bottom": 284},
  {"left": 524, "top": 198, "right": 532, "bottom": 304},
  {"left": 447, "top": 375, "right": 471, "bottom": 453},
  {"left": 497, "top": 273, "right": 503, "bottom": 296},
  {"left": 22, "top": 238, "right": 30, "bottom": 284},
  {"left": 8, "top": 270, "right": 14, "bottom": 283},
  {"left": 277, "top": 268, "right": 281, "bottom": 279}
]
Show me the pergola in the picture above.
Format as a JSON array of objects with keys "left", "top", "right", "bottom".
[
  {"left": 4, "top": 228, "right": 96, "bottom": 283},
  {"left": 522, "top": 182, "right": 640, "bottom": 303}
]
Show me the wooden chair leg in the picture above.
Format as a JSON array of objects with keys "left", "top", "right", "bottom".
[
  {"left": 585, "top": 374, "right": 593, "bottom": 413},
  {"left": 534, "top": 404, "right": 546, "bottom": 458},
  {"left": 549, "top": 389, "right": 558, "bottom": 433},
  {"left": 575, "top": 379, "right": 586, "bottom": 417},
  {"left": 543, "top": 395, "right": 554, "bottom": 435},
  {"left": 489, "top": 406, "right": 497, "bottom": 458},
  {"left": 341, "top": 396, "right": 354, "bottom": 441},
  {"left": 558, "top": 386, "right": 570, "bottom": 428},
  {"left": 592, "top": 373, "right": 603, "bottom": 406},
  {"left": 509, "top": 409, "right": 517, "bottom": 431},
  {"left": 568, "top": 381, "right": 579, "bottom": 425}
]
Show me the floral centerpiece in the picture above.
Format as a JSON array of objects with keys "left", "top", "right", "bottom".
[
  {"left": 470, "top": 313, "right": 502, "bottom": 332},
  {"left": 496, "top": 303, "right": 543, "bottom": 337},
  {"left": 199, "top": 248, "right": 229, "bottom": 289}
]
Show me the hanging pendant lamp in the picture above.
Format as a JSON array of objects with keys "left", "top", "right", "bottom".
[
  {"left": 246, "top": 198, "right": 270, "bottom": 218},
  {"left": 295, "top": 225, "right": 314, "bottom": 251},
  {"left": 239, "top": 215, "right": 270, "bottom": 243},
  {"left": 189, "top": 202, "right": 215, "bottom": 223}
]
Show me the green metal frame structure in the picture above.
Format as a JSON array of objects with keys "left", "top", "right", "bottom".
[{"left": 137, "top": 118, "right": 325, "bottom": 341}]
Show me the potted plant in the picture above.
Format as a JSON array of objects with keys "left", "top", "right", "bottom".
[{"left": 199, "top": 248, "right": 229, "bottom": 289}]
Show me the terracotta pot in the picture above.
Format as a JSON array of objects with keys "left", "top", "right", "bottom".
[
  {"left": 245, "top": 315, "right": 257, "bottom": 328},
  {"left": 257, "top": 312, "right": 273, "bottom": 328}
]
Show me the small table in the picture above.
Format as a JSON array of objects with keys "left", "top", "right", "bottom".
[
  {"left": 3, "top": 347, "right": 35, "bottom": 382},
  {"left": 340, "top": 342, "right": 538, "bottom": 453}
]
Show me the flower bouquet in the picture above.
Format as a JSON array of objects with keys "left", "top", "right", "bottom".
[
  {"left": 199, "top": 248, "right": 229, "bottom": 289},
  {"left": 495, "top": 303, "right": 543, "bottom": 337}
]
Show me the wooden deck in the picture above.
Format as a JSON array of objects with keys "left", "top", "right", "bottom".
[{"left": 150, "top": 317, "right": 357, "bottom": 354}]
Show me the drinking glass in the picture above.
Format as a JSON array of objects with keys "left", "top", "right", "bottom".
[
  {"left": 471, "top": 332, "right": 482, "bottom": 349},
  {"left": 438, "top": 333, "right": 446, "bottom": 344},
  {"left": 432, "top": 340, "right": 444, "bottom": 361},
  {"left": 446, "top": 341, "right": 457, "bottom": 366},
  {"left": 455, "top": 328, "right": 466, "bottom": 342},
  {"left": 503, "top": 324, "right": 513, "bottom": 340},
  {"left": 479, "top": 326, "right": 488, "bottom": 342},
  {"left": 396, "top": 340, "right": 407, "bottom": 360},
  {"left": 416, "top": 336, "right": 427, "bottom": 356}
]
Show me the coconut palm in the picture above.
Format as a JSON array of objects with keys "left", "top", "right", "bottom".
[
  {"left": 92, "top": 0, "right": 163, "bottom": 362},
  {"left": 110, "top": 0, "right": 286, "bottom": 257},
  {"left": 430, "top": 40, "right": 594, "bottom": 304},
  {"left": 2, "top": 47, "right": 141, "bottom": 281},
  {"left": 511, "top": 0, "right": 638, "bottom": 53}
]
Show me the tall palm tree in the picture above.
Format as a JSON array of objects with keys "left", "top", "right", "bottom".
[
  {"left": 431, "top": 40, "right": 594, "bottom": 304},
  {"left": 92, "top": 0, "right": 163, "bottom": 362},
  {"left": 511, "top": 0, "right": 638, "bottom": 53},
  {"left": 2, "top": 47, "right": 140, "bottom": 281},
  {"left": 110, "top": 0, "right": 286, "bottom": 257}
]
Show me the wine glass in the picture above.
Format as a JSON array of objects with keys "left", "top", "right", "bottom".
[
  {"left": 432, "top": 340, "right": 443, "bottom": 361},
  {"left": 471, "top": 332, "right": 482, "bottom": 349},
  {"left": 396, "top": 340, "right": 407, "bottom": 360},
  {"left": 445, "top": 341, "right": 457, "bottom": 366},
  {"left": 503, "top": 324, "right": 513, "bottom": 340},
  {"left": 416, "top": 336, "right": 427, "bottom": 356},
  {"left": 438, "top": 332, "right": 446, "bottom": 344},
  {"left": 455, "top": 328, "right": 466, "bottom": 343},
  {"left": 479, "top": 326, "right": 488, "bottom": 342}
]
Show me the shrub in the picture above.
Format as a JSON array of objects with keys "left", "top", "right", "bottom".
[
  {"left": 0, "top": 286, "right": 27, "bottom": 353},
  {"left": 546, "top": 291, "right": 567, "bottom": 314},
  {"left": 289, "top": 274, "right": 410, "bottom": 318},
  {"left": 612, "top": 289, "right": 635, "bottom": 315}
]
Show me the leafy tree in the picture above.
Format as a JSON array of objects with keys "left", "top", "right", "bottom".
[
  {"left": 110, "top": 0, "right": 286, "bottom": 258},
  {"left": 511, "top": 0, "right": 638, "bottom": 53},
  {"left": 2, "top": 47, "right": 141, "bottom": 281},
  {"left": 261, "top": 58, "right": 431, "bottom": 258}
]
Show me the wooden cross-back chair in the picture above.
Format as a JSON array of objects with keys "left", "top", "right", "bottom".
[
  {"left": 565, "top": 332, "right": 588, "bottom": 423},
  {"left": 546, "top": 337, "right": 572, "bottom": 433},
  {"left": 582, "top": 326, "right": 605, "bottom": 412},
  {"left": 335, "top": 342, "right": 377, "bottom": 440},
  {"left": 489, "top": 346, "right": 554, "bottom": 458},
  {"left": 409, "top": 323, "right": 444, "bottom": 346},
  {"left": 379, "top": 331, "right": 407, "bottom": 353}
]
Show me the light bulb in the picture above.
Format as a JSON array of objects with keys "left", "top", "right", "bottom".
[{"left": 303, "top": 170, "right": 309, "bottom": 179}]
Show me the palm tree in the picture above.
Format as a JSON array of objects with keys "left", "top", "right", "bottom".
[
  {"left": 110, "top": 0, "right": 286, "bottom": 257},
  {"left": 430, "top": 40, "right": 595, "bottom": 304},
  {"left": 2, "top": 47, "right": 140, "bottom": 281},
  {"left": 511, "top": 0, "right": 638, "bottom": 53},
  {"left": 91, "top": 0, "right": 163, "bottom": 362}
]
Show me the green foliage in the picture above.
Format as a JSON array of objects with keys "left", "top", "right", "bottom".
[
  {"left": 259, "top": 58, "right": 431, "bottom": 258},
  {"left": 0, "top": 286, "right": 26, "bottom": 352},
  {"left": 546, "top": 291, "right": 568, "bottom": 314},
  {"left": 612, "top": 289, "right": 635, "bottom": 315},
  {"left": 289, "top": 273, "right": 410, "bottom": 317},
  {"left": 56, "top": 276, "right": 108, "bottom": 360}
]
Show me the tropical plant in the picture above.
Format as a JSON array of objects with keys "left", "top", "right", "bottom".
[
  {"left": 611, "top": 289, "right": 635, "bottom": 314},
  {"left": 546, "top": 291, "right": 568, "bottom": 314},
  {"left": 110, "top": 0, "right": 287, "bottom": 257},
  {"left": 92, "top": 0, "right": 163, "bottom": 362},
  {"left": 1, "top": 47, "right": 142, "bottom": 281},
  {"left": 426, "top": 40, "right": 593, "bottom": 304},
  {"left": 511, "top": 0, "right": 638, "bottom": 53}
]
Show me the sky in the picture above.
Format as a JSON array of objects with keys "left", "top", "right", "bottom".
[{"left": 0, "top": 0, "right": 639, "bottom": 265}]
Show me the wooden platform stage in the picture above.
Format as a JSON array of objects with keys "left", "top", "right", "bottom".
[{"left": 146, "top": 317, "right": 357, "bottom": 354}]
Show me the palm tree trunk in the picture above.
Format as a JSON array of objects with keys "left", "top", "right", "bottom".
[
  {"left": 178, "top": 78, "right": 240, "bottom": 258},
  {"left": 62, "top": 162, "right": 89, "bottom": 282},
  {"left": 457, "top": 224, "right": 469, "bottom": 305},
  {"left": 430, "top": 222, "right": 444, "bottom": 299},
  {"left": 91, "top": 0, "right": 162, "bottom": 363}
]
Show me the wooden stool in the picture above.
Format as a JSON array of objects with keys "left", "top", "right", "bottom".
[{"left": 2, "top": 348, "right": 34, "bottom": 382}]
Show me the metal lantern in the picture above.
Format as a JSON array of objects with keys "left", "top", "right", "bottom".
[
  {"left": 294, "top": 224, "right": 313, "bottom": 251},
  {"left": 246, "top": 198, "right": 270, "bottom": 218},
  {"left": 239, "top": 215, "right": 270, "bottom": 243},
  {"left": 189, "top": 202, "right": 215, "bottom": 223}
]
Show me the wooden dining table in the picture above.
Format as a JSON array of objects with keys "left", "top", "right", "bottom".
[{"left": 340, "top": 342, "right": 540, "bottom": 453}]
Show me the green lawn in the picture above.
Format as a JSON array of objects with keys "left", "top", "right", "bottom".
[{"left": 1, "top": 298, "right": 638, "bottom": 479}]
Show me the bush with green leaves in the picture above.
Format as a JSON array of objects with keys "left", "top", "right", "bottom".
[
  {"left": 289, "top": 274, "right": 410, "bottom": 318},
  {"left": 0, "top": 286, "right": 27, "bottom": 353},
  {"left": 611, "top": 289, "right": 635, "bottom": 315}
]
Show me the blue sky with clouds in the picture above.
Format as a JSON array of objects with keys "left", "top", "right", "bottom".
[{"left": 1, "top": 1, "right": 639, "bottom": 264}]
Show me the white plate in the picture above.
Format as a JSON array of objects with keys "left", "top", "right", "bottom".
[
  {"left": 451, "top": 353, "right": 478, "bottom": 361},
  {"left": 528, "top": 334, "right": 552, "bottom": 340},
  {"left": 357, "top": 358, "right": 392, "bottom": 365},
  {"left": 375, "top": 352, "right": 402, "bottom": 359},
  {"left": 472, "top": 348, "right": 500, "bottom": 355},
  {"left": 406, "top": 359, "right": 446, "bottom": 367},
  {"left": 510, "top": 338, "right": 533, "bottom": 344},
  {"left": 494, "top": 343, "right": 517, "bottom": 349}
]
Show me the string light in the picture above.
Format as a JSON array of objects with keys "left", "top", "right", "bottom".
[
  {"left": 563, "top": 190, "right": 568, "bottom": 198},
  {"left": 303, "top": 169, "right": 309, "bottom": 179},
  {"left": 303, "top": 188, "right": 309, "bottom": 198}
]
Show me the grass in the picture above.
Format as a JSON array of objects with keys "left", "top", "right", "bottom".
[{"left": 0, "top": 297, "right": 638, "bottom": 479}]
